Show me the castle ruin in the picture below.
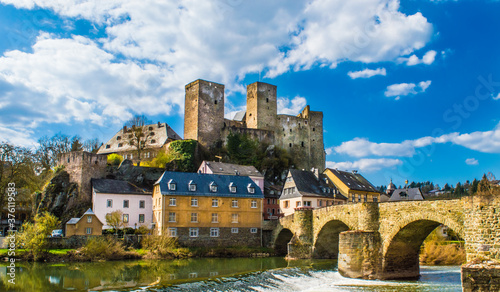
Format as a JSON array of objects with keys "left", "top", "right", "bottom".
[{"left": 184, "top": 79, "right": 325, "bottom": 172}]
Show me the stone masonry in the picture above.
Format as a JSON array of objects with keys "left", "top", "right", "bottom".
[
  {"left": 184, "top": 79, "right": 325, "bottom": 172},
  {"left": 272, "top": 196, "right": 500, "bottom": 287}
]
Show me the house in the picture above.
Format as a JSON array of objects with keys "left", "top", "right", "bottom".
[
  {"left": 97, "top": 122, "right": 182, "bottom": 163},
  {"left": 323, "top": 168, "right": 381, "bottom": 203},
  {"left": 389, "top": 188, "right": 425, "bottom": 201},
  {"left": 92, "top": 179, "right": 153, "bottom": 230},
  {"left": 66, "top": 208, "right": 103, "bottom": 236},
  {"left": 279, "top": 169, "right": 347, "bottom": 217},
  {"left": 263, "top": 182, "right": 282, "bottom": 220},
  {"left": 152, "top": 171, "right": 264, "bottom": 247},
  {"left": 197, "top": 161, "right": 278, "bottom": 219}
]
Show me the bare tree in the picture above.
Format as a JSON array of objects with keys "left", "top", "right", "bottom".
[
  {"left": 124, "top": 115, "right": 154, "bottom": 166},
  {"left": 105, "top": 210, "right": 127, "bottom": 234}
]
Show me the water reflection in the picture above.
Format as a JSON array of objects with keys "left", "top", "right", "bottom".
[{"left": 0, "top": 257, "right": 294, "bottom": 291}]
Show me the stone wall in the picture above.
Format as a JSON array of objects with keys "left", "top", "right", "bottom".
[
  {"left": 175, "top": 227, "right": 262, "bottom": 247},
  {"left": 462, "top": 263, "right": 500, "bottom": 292},
  {"left": 246, "top": 82, "right": 277, "bottom": 131},
  {"left": 58, "top": 151, "right": 107, "bottom": 203}
]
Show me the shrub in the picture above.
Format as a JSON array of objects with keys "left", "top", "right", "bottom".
[
  {"left": 80, "top": 236, "right": 134, "bottom": 261},
  {"left": 141, "top": 235, "right": 190, "bottom": 258},
  {"left": 420, "top": 242, "right": 466, "bottom": 265},
  {"left": 17, "top": 212, "right": 60, "bottom": 261},
  {"left": 107, "top": 153, "right": 123, "bottom": 166}
]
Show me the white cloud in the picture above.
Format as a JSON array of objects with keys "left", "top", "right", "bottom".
[
  {"left": 277, "top": 96, "right": 307, "bottom": 115},
  {"left": 465, "top": 158, "right": 479, "bottom": 165},
  {"left": 348, "top": 68, "right": 386, "bottom": 79},
  {"left": 334, "top": 123, "right": 500, "bottom": 158},
  {"left": 384, "top": 80, "right": 432, "bottom": 98},
  {"left": 398, "top": 50, "right": 437, "bottom": 66},
  {"left": 0, "top": 0, "right": 434, "bottom": 140},
  {"left": 493, "top": 93, "right": 500, "bottom": 100},
  {"left": 326, "top": 158, "right": 402, "bottom": 172}
]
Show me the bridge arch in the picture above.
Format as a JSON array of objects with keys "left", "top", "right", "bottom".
[
  {"left": 274, "top": 228, "right": 294, "bottom": 256},
  {"left": 379, "top": 202, "right": 465, "bottom": 279},
  {"left": 313, "top": 220, "right": 350, "bottom": 258}
]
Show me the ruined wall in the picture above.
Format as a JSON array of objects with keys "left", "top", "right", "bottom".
[
  {"left": 246, "top": 82, "right": 277, "bottom": 131},
  {"left": 184, "top": 79, "right": 225, "bottom": 149},
  {"left": 221, "top": 126, "right": 275, "bottom": 146},
  {"left": 58, "top": 151, "right": 107, "bottom": 202}
]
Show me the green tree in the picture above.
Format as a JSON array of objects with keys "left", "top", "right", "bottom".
[
  {"left": 17, "top": 212, "right": 60, "bottom": 261},
  {"left": 106, "top": 210, "right": 127, "bottom": 234}
]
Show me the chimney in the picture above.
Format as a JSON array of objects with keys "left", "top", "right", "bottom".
[
  {"left": 158, "top": 121, "right": 161, "bottom": 128},
  {"left": 312, "top": 167, "right": 319, "bottom": 180},
  {"left": 123, "top": 126, "right": 127, "bottom": 133}
]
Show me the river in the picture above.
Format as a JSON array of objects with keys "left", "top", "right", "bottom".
[{"left": 0, "top": 257, "right": 462, "bottom": 291}]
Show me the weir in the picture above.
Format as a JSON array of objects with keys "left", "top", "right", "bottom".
[{"left": 272, "top": 196, "right": 500, "bottom": 290}]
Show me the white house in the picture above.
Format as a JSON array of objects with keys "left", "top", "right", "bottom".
[{"left": 91, "top": 179, "right": 153, "bottom": 230}]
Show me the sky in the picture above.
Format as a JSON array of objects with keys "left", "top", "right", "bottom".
[{"left": 0, "top": 0, "right": 499, "bottom": 188}]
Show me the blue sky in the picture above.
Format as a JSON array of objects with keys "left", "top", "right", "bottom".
[{"left": 1, "top": 0, "right": 499, "bottom": 188}]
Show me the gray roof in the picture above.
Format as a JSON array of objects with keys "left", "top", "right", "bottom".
[
  {"left": 155, "top": 171, "right": 263, "bottom": 198},
  {"left": 83, "top": 208, "right": 95, "bottom": 215},
  {"left": 326, "top": 168, "right": 378, "bottom": 193},
  {"left": 200, "top": 161, "right": 263, "bottom": 177},
  {"left": 92, "top": 179, "right": 151, "bottom": 195},
  {"left": 389, "top": 188, "right": 425, "bottom": 201},
  {"left": 232, "top": 111, "right": 246, "bottom": 122},
  {"left": 66, "top": 218, "right": 79, "bottom": 225},
  {"left": 280, "top": 169, "right": 346, "bottom": 200},
  {"left": 97, "top": 122, "right": 182, "bottom": 154}
]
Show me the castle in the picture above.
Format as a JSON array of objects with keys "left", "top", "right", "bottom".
[{"left": 184, "top": 79, "right": 325, "bottom": 172}]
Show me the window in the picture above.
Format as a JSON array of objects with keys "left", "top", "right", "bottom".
[
  {"left": 86, "top": 227, "right": 92, "bottom": 234},
  {"left": 211, "top": 213, "right": 218, "bottom": 223},
  {"left": 191, "top": 212, "right": 198, "bottom": 223},
  {"left": 250, "top": 228, "right": 258, "bottom": 233},
  {"left": 231, "top": 214, "right": 238, "bottom": 223},
  {"left": 105, "top": 144, "right": 110, "bottom": 149},
  {"left": 284, "top": 201, "right": 289, "bottom": 208},
  {"left": 364, "top": 195, "right": 368, "bottom": 202},
  {"left": 247, "top": 184, "right": 255, "bottom": 194},
  {"left": 231, "top": 200, "right": 238, "bottom": 208},
  {"left": 118, "top": 143, "right": 123, "bottom": 147},
  {"left": 139, "top": 200, "right": 145, "bottom": 208},
  {"left": 304, "top": 201, "right": 311, "bottom": 207},
  {"left": 318, "top": 200, "right": 322, "bottom": 207},
  {"left": 267, "top": 208, "right": 271, "bottom": 214},
  {"left": 150, "top": 132, "right": 155, "bottom": 136},
  {"left": 107, "top": 199, "right": 112, "bottom": 208},
  {"left": 373, "top": 197, "right": 378, "bottom": 202},
  {"left": 168, "top": 179, "right": 176, "bottom": 191},
  {"left": 130, "top": 153, "right": 133, "bottom": 159},
  {"left": 189, "top": 228, "right": 199, "bottom": 237},
  {"left": 191, "top": 198, "right": 198, "bottom": 207},
  {"left": 351, "top": 196, "right": 355, "bottom": 203},
  {"left": 358, "top": 195, "right": 362, "bottom": 202},
  {"left": 210, "top": 182, "right": 218, "bottom": 192},
  {"left": 210, "top": 228, "right": 219, "bottom": 237},
  {"left": 229, "top": 182, "right": 237, "bottom": 193},
  {"left": 169, "top": 198, "right": 176, "bottom": 206},
  {"left": 231, "top": 228, "right": 239, "bottom": 233},
  {"left": 124, "top": 154, "right": 128, "bottom": 159},
  {"left": 148, "top": 126, "right": 153, "bottom": 131},
  {"left": 251, "top": 200, "right": 257, "bottom": 208},
  {"left": 123, "top": 200, "right": 129, "bottom": 208},
  {"left": 168, "top": 227, "right": 177, "bottom": 237},
  {"left": 123, "top": 214, "right": 129, "bottom": 223},
  {"left": 189, "top": 181, "right": 197, "bottom": 191},
  {"left": 168, "top": 212, "right": 176, "bottom": 222},
  {"left": 296, "top": 201, "right": 301, "bottom": 207},
  {"left": 267, "top": 198, "right": 270, "bottom": 204},
  {"left": 87, "top": 216, "right": 92, "bottom": 223},
  {"left": 139, "top": 214, "right": 145, "bottom": 223},
  {"left": 212, "top": 199, "right": 219, "bottom": 207}
]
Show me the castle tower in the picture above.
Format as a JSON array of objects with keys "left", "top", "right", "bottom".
[
  {"left": 184, "top": 79, "right": 225, "bottom": 149},
  {"left": 246, "top": 82, "right": 277, "bottom": 131}
]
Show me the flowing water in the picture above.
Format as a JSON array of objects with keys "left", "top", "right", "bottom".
[{"left": 0, "top": 257, "right": 462, "bottom": 291}]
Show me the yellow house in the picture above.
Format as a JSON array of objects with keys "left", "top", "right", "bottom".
[
  {"left": 153, "top": 171, "right": 264, "bottom": 247},
  {"left": 323, "top": 168, "right": 381, "bottom": 203},
  {"left": 65, "top": 208, "right": 103, "bottom": 236}
]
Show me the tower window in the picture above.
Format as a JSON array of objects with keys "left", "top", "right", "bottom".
[
  {"left": 313, "top": 128, "right": 315, "bottom": 131},
  {"left": 214, "top": 100, "right": 218, "bottom": 105},
  {"left": 290, "top": 129, "right": 292, "bottom": 132},
  {"left": 266, "top": 98, "right": 269, "bottom": 103},
  {"left": 301, "top": 142, "right": 304, "bottom": 147},
  {"left": 289, "top": 143, "right": 292, "bottom": 147}
]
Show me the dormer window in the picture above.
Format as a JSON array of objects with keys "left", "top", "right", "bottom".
[
  {"left": 151, "top": 139, "right": 156, "bottom": 143},
  {"left": 229, "top": 182, "right": 237, "bottom": 193},
  {"left": 148, "top": 126, "right": 153, "bottom": 131},
  {"left": 117, "top": 136, "right": 121, "bottom": 140},
  {"left": 150, "top": 132, "right": 155, "bottom": 136},
  {"left": 168, "top": 179, "right": 176, "bottom": 191},
  {"left": 210, "top": 182, "right": 218, "bottom": 192},
  {"left": 105, "top": 145, "right": 110, "bottom": 149},
  {"left": 247, "top": 184, "right": 255, "bottom": 194},
  {"left": 118, "top": 143, "right": 123, "bottom": 147},
  {"left": 189, "top": 180, "right": 197, "bottom": 192}
]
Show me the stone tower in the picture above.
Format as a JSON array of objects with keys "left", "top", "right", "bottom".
[
  {"left": 246, "top": 82, "right": 277, "bottom": 131},
  {"left": 184, "top": 79, "right": 225, "bottom": 149},
  {"left": 57, "top": 151, "right": 107, "bottom": 202}
]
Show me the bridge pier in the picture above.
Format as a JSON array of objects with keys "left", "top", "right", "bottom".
[
  {"left": 338, "top": 231, "right": 381, "bottom": 279},
  {"left": 287, "top": 207, "right": 314, "bottom": 259}
]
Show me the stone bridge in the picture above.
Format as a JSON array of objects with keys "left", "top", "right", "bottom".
[{"left": 272, "top": 195, "right": 500, "bottom": 281}]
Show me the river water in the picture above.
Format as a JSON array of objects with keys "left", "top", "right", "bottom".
[{"left": 0, "top": 257, "right": 462, "bottom": 291}]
